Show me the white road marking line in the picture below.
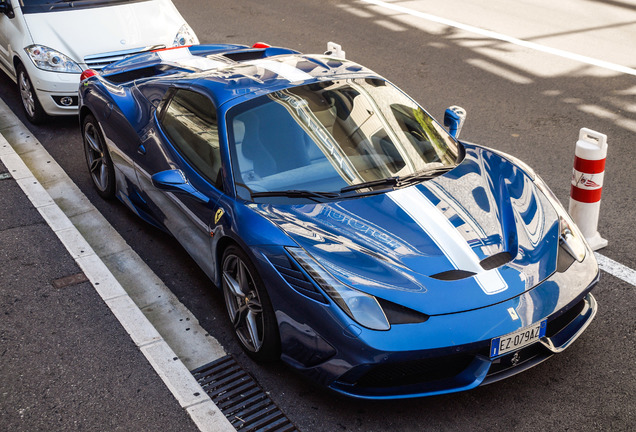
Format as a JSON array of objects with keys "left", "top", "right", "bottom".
[
  {"left": 360, "top": 0, "right": 636, "bottom": 76},
  {"left": 595, "top": 252, "right": 636, "bottom": 287},
  {"left": 0, "top": 101, "right": 234, "bottom": 432}
]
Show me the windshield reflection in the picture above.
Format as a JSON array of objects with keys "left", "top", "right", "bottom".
[{"left": 228, "top": 78, "right": 458, "bottom": 201}]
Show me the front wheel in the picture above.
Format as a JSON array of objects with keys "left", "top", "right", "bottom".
[
  {"left": 17, "top": 64, "right": 47, "bottom": 124},
  {"left": 222, "top": 245, "right": 280, "bottom": 362},
  {"left": 82, "top": 114, "right": 116, "bottom": 199}
]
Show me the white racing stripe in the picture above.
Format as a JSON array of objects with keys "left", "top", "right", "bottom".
[
  {"left": 157, "top": 48, "right": 227, "bottom": 71},
  {"left": 245, "top": 59, "right": 313, "bottom": 82},
  {"left": 388, "top": 187, "right": 508, "bottom": 295},
  {"left": 361, "top": 0, "right": 636, "bottom": 77}
]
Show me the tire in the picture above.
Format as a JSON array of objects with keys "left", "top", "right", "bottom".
[
  {"left": 16, "top": 64, "right": 47, "bottom": 124},
  {"left": 82, "top": 114, "right": 116, "bottom": 199},
  {"left": 221, "top": 245, "right": 280, "bottom": 362}
]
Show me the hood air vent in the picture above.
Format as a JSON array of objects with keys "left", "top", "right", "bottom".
[
  {"left": 430, "top": 252, "right": 513, "bottom": 281},
  {"left": 430, "top": 269, "right": 476, "bottom": 281},
  {"left": 480, "top": 251, "right": 513, "bottom": 270}
]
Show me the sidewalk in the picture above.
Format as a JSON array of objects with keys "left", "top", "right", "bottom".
[{"left": 0, "top": 157, "right": 204, "bottom": 430}]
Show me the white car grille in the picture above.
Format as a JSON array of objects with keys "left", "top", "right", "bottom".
[{"left": 84, "top": 45, "right": 165, "bottom": 70}]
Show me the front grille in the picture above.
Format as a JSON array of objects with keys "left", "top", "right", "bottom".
[
  {"left": 84, "top": 45, "right": 164, "bottom": 70},
  {"left": 347, "top": 354, "right": 475, "bottom": 388},
  {"left": 487, "top": 343, "right": 546, "bottom": 377}
]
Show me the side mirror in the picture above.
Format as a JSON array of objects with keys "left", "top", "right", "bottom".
[
  {"left": 151, "top": 169, "right": 209, "bottom": 203},
  {"left": 0, "top": 0, "right": 15, "bottom": 18},
  {"left": 443, "top": 105, "right": 467, "bottom": 139}
]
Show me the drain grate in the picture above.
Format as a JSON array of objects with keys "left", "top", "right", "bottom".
[{"left": 192, "top": 355, "right": 298, "bottom": 432}]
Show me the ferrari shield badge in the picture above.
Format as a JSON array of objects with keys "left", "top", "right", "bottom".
[{"left": 214, "top": 208, "right": 224, "bottom": 225}]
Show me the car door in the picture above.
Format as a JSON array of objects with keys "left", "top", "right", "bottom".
[
  {"left": 0, "top": 0, "right": 25, "bottom": 75},
  {"left": 134, "top": 87, "right": 226, "bottom": 280}
]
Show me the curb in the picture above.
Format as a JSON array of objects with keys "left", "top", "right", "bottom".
[{"left": 0, "top": 101, "right": 234, "bottom": 432}]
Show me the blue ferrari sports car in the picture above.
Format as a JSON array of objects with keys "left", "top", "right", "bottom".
[{"left": 78, "top": 43, "right": 598, "bottom": 399}]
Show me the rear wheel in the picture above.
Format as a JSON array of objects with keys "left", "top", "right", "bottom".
[
  {"left": 16, "top": 64, "right": 46, "bottom": 124},
  {"left": 221, "top": 245, "right": 280, "bottom": 362},
  {"left": 82, "top": 114, "right": 116, "bottom": 199}
]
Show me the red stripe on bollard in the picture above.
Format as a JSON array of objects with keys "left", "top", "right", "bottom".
[
  {"left": 574, "top": 156, "right": 606, "bottom": 174},
  {"left": 570, "top": 185, "right": 603, "bottom": 203}
]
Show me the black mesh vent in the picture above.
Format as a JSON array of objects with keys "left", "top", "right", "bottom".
[
  {"left": 480, "top": 251, "right": 513, "bottom": 270},
  {"left": 223, "top": 50, "right": 268, "bottom": 62},
  {"left": 269, "top": 254, "right": 326, "bottom": 303},
  {"left": 377, "top": 298, "right": 429, "bottom": 324},
  {"left": 352, "top": 355, "right": 474, "bottom": 388},
  {"left": 545, "top": 298, "right": 586, "bottom": 338}
]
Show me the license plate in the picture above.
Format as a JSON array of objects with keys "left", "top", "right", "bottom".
[{"left": 490, "top": 320, "right": 547, "bottom": 357}]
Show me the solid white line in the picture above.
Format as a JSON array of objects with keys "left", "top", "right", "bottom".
[
  {"left": 360, "top": 0, "right": 636, "bottom": 76},
  {"left": 595, "top": 252, "right": 636, "bottom": 287},
  {"left": 0, "top": 102, "right": 234, "bottom": 432}
]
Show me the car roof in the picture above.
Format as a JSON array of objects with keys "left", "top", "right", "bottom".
[
  {"left": 103, "top": 44, "right": 378, "bottom": 108},
  {"left": 189, "top": 53, "right": 376, "bottom": 107}
]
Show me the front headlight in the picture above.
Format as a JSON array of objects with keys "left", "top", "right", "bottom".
[
  {"left": 534, "top": 175, "right": 587, "bottom": 262},
  {"left": 25, "top": 45, "right": 81, "bottom": 73},
  {"left": 173, "top": 24, "right": 199, "bottom": 46},
  {"left": 287, "top": 247, "right": 390, "bottom": 331}
]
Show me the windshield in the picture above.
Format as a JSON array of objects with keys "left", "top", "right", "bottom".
[
  {"left": 20, "top": 0, "right": 138, "bottom": 13},
  {"left": 227, "top": 78, "right": 459, "bottom": 202}
]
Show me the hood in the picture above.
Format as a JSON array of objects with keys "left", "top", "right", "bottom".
[
  {"left": 255, "top": 144, "right": 561, "bottom": 315},
  {"left": 22, "top": 0, "right": 187, "bottom": 65}
]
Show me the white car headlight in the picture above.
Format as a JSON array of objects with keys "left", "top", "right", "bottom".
[
  {"left": 287, "top": 247, "right": 390, "bottom": 331},
  {"left": 25, "top": 45, "right": 81, "bottom": 73},
  {"left": 173, "top": 24, "right": 199, "bottom": 46}
]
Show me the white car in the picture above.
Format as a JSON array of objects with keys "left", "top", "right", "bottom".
[{"left": 0, "top": 0, "right": 198, "bottom": 123}]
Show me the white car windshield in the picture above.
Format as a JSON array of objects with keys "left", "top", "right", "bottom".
[
  {"left": 228, "top": 78, "right": 459, "bottom": 201},
  {"left": 21, "top": 0, "right": 133, "bottom": 13}
]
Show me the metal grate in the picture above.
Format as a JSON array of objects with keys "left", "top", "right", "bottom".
[{"left": 192, "top": 355, "right": 298, "bottom": 432}]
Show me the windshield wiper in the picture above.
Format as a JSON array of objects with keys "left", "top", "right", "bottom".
[
  {"left": 340, "top": 165, "right": 456, "bottom": 194},
  {"left": 251, "top": 189, "right": 340, "bottom": 202},
  {"left": 395, "top": 165, "right": 455, "bottom": 186},
  {"left": 340, "top": 176, "right": 399, "bottom": 193}
]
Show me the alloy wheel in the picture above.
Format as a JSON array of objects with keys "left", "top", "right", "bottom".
[
  {"left": 83, "top": 122, "right": 110, "bottom": 193},
  {"left": 222, "top": 253, "right": 265, "bottom": 353},
  {"left": 18, "top": 71, "right": 36, "bottom": 118}
]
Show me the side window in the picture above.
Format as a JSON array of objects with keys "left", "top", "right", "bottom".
[{"left": 159, "top": 89, "right": 223, "bottom": 190}]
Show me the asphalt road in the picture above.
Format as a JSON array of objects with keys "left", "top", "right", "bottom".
[{"left": 1, "top": 0, "right": 634, "bottom": 431}]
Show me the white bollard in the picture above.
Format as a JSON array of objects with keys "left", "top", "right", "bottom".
[{"left": 568, "top": 128, "right": 608, "bottom": 250}]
